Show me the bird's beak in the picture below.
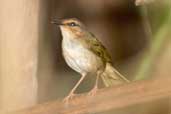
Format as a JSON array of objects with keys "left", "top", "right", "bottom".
[{"left": 51, "top": 19, "right": 63, "bottom": 26}]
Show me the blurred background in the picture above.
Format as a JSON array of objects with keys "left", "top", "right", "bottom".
[{"left": 0, "top": 0, "right": 171, "bottom": 113}]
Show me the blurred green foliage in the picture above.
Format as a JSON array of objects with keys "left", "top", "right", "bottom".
[{"left": 135, "top": 1, "right": 171, "bottom": 80}]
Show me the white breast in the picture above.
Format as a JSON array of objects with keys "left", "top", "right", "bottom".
[{"left": 61, "top": 27, "right": 103, "bottom": 74}]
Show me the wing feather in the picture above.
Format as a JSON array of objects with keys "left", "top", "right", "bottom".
[{"left": 85, "top": 33, "right": 112, "bottom": 64}]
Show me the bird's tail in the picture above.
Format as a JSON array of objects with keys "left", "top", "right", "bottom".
[{"left": 101, "top": 63, "right": 129, "bottom": 87}]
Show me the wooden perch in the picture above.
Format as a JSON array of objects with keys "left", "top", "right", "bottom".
[{"left": 7, "top": 76, "right": 171, "bottom": 114}]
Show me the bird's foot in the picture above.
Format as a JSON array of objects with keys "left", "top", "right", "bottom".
[
  {"left": 63, "top": 93, "right": 76, "bottom": 103},
  {"left": 88, "top": 86, "right": 98, "bottom": 96}
]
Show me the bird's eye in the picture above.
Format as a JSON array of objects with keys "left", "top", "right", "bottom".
[{"left": 68, "top": 22, "right": 77, "bottom": 26}]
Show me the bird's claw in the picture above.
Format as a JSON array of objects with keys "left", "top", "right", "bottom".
[
  {"left": 63, "top": 93, "right": 75, "bottom": 103},
  {"left": 88, "top": 86, "right": 98, "bottom": 96}
]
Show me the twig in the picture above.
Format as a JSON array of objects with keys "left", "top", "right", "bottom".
[{"left": 7, "top": 76, "right": 171, "bottom": 114}]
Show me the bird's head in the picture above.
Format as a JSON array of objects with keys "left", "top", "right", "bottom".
[{"left": 52, "top": 18, "right": 88, "bottom": 38}]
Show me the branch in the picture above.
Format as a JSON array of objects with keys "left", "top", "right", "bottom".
[{"left": 7, "top": 76, "right": 171, "bottom": 114}]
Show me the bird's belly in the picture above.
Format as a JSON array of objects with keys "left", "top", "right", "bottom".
[{"left": 63, "top": 44, "right": 103, "bottom": 74}]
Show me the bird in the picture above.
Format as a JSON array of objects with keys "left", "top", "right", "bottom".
[{"left": 52, "top": 18, "right": 129, "bottom": 102}]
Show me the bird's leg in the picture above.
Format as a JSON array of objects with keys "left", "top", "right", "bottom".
[
  {"left": 88, "top": 72, "right": 101, "bottom": 96},
  {"left": 63, "top": 73, "right": 86, "bottom": 102}
]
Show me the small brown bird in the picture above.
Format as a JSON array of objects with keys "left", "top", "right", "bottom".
[{"left": 52, "top": 18, "right": 129, "bottom": 102}]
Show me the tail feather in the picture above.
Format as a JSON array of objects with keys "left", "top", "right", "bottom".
[{"left": 101, "top": 63, "right": 129, "bottom": 87}]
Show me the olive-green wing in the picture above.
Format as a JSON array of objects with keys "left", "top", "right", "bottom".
[
  {"left": 84, "top": 33, "right": 129, "bottom": 87},
  {"left": 85, "top": 35, "right": 112, "bottom": 64}
]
